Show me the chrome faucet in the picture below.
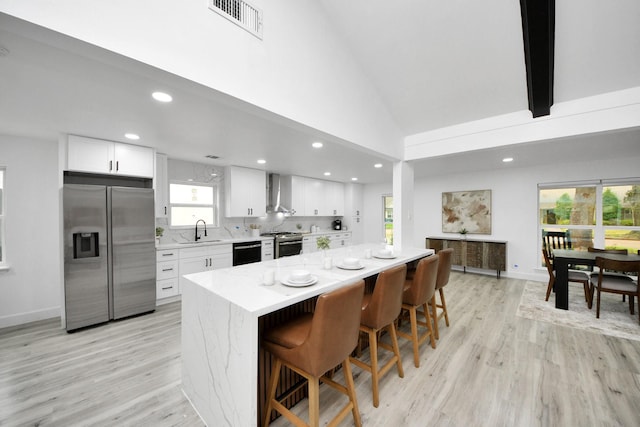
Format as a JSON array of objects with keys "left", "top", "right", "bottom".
[{"left": 195, "top": 219, "right": 207, "bottom": 241}]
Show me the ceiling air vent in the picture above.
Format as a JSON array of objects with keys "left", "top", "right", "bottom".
[{"left": 208, "top": 0, "right": 263, "bottom": 39}]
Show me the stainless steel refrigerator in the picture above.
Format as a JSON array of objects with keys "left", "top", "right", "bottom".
[{"left": 63, "top": 184, "right": 156, "bottom": 331}]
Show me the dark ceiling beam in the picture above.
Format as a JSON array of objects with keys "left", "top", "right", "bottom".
[{"left": 519, "top": 0, "right": 555, "bottom": 117}]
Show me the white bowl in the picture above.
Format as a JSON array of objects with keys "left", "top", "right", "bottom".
[
  {"left": 343, "top": 257, "right": 360, "bottom": 267},
  {"left": 378, "top": 248, "right": 392, "bottom": 256},
  {"left": 289, "top": 269, "right": 311, "bottom": 283}
]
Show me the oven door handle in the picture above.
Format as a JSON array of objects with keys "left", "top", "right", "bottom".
[
  {"left": 234, "top": 243, "right": 263, "bottom": 250},
  {"left": 279, "top": 240, "right": 302, "bottom": 246}
]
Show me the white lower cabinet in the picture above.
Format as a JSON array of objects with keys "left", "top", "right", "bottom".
[
  {"left": 262, "top": 240, "right": 274, "bottom": 261},
  {"left": 156, "top": 249, "right": 179, "bottom": 300},
  {"left": 156, "top": 244, "right": 232, "bottom": 301}
]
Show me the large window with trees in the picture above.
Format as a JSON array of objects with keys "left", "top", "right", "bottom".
[{"left": 539, "top": 180, "right": 640, "bottom": 256}]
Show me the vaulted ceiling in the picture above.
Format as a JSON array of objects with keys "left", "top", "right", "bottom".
[{"left": 0, "top": 1, "right": 639, "bottom": 183}]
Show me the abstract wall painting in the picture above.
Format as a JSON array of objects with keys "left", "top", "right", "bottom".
[{"left": 442, "top": 189, "right": 492, "bottom": 234}]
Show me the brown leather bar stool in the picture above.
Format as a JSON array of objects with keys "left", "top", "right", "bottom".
[
  {"left": 349, "top": 264, "right": 406, "bottom": 408},
  {"left": 431, "top": 248, "right": 453, "bottom": 341},
  {"left": 397, "top": 254, "right": 439, "bottom": 368},
  {"left": 262, "top": 281, "right": 365, "bottom": 427}
]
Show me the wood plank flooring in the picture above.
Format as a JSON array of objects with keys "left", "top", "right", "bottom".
[{"left": 1, "top": 272, "right": 639, "bottom": 426}]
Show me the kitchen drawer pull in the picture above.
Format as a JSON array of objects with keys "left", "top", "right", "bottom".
[
  {"left": 162, "top": 268, "right": 174, "bottom": 272},
  {"left": 162, "top": 286, "right": 173, "bottom": 290},
  {"left": 162, "top": 253, "right": 175, "bottom": 257}
]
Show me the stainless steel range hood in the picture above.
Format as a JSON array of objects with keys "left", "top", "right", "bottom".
[{"left": 266, "top": 173, "right": 295, "bottom": 215}]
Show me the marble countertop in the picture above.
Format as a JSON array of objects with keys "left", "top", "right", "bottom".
[{"left": 183, "top": 243, "right": 433, "bottom": 316}]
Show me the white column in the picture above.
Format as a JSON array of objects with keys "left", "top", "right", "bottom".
[{"left": 392, "top": 161, "right": 414, "bottom": 250}]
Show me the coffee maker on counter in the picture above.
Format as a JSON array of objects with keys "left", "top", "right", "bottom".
[{"left": 332, "top": 219, "right": 342, "bottom": 230}]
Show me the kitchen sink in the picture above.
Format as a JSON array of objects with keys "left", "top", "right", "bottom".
[{"left": 179, "top": 239, "right": 222, "bottom": 244}]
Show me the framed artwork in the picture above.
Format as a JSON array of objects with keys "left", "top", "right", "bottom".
[{"left": 442, "top": 189, "right": 492, "bottom": 234}]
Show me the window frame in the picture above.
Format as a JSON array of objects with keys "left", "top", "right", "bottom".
[
  {"left": 538, "top": 179, "right": 640, "bottom": 260},
  {"left": 168, "top": 179, "right": 219, "bottom": 229}
]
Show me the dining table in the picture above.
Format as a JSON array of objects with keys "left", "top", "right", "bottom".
[{"left": 551, "top": 249, "right": 640, "bottom": 310}]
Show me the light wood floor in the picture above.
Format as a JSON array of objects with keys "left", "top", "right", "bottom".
[{"left": 2, "top": 272, "right": 640, "bottom": 426}]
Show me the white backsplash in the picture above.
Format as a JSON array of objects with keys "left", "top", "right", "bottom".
[{"left": 156, "top": 159, "right": 340, "bottom": 244}]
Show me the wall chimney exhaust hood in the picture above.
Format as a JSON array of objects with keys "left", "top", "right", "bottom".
[{"left": 266, "top": 173, "right": 295, "bottom": 215}]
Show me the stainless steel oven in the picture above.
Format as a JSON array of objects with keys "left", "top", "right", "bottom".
[
  {"left": 232, "top": 241, "right": 262, "bottom": 266},
  {"left": 261, "top": 232, "right": 303, "bottom": 258}
]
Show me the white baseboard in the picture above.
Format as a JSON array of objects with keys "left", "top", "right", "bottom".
[
  {"left": 451, "top": 266, "right": 547, "bottom": 283},
  {"left": 0, "top": 306, "right": 61, "bottom": 329}
]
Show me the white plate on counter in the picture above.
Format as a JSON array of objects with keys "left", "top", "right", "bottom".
[
  {"left": 281, "top": 275, "right": 319, "bottom": 287},
  {"left": 337, "top": 264, "right": 365, "bottom": 270},
  {"left": 373, "top": 254, "right": 397, "bottom": 259}
]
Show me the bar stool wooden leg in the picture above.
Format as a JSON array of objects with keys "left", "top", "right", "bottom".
[
  {"left": 423, "top": 303, "right": 436, "bottom": 349},
  {"left": 368, "top": 329, "right": 380, "bottom": 407},
  {"left": 342, "top": 358, "right": 362, "bottom": 427},
  {"left": 430, "top": 295, "right": 440, "bottom": 340},
  {"left": 387, "top": 323, "right": 404, "bottom": 378},
  {"left": 409, "top": 307, "right": 420, "bottom": 367},
  {"left": 308, "top": 376, "right": 320, "bottom": 427},
  {"left": 440, "top": 288, "right": 450, "bottom": 326},
  {"left": 263, "top": 359, "right": 281, "bottom": 427}
]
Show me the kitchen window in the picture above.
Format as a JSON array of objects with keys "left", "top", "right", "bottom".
[
  {"left": 539, "top": 179, "right": 640, "bottom": 259},
  {"left": 169, "top": 181, "right": 219, "bottom": 228},
  {"left": 0, "top": 168, "right": 5, "bottom": 266}
]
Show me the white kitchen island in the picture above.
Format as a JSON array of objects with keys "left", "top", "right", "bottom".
[{"left": 181, "top": 243, "right": 433, "bottom": 426}]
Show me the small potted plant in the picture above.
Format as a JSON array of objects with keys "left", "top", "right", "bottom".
[
  {"left": 155, "top": 227, "right": 164, "bottom": 244},
  {"left": 316, "top": 235, "right": 331, "bottom": 251},
  {"left": 459, "top": 228, "right": 468, "bottom": 239}
]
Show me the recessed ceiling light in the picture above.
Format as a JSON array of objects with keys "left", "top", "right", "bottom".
[
  {"left": 503, "top": 157, "right": 514, "bottom": 163},
  {"left": 324, "top": 172, "right": 331, "bottom": 176},
  {"left": 351, "top": 177, "right": 358, "bottom": 181},
  {"left": 374, "top": 163, "right": 383, "bottom": 168},
  {"left": 312, "top": 142, "right": 323, "bottom": 148},
  {"left": 257, "top": 159, "right": 266, "bottom": 164},
  {"left": 211, "top": 173, "right": 217, "bottom": 177},
  {"left": 124, "top": 133, "right": 140, "bottom": 140},
  {"left": 152, "top": 91, "right": 173, "bottom": 103}
]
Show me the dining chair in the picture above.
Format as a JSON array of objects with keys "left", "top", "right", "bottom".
[
  {"left": 262, "top": 281, "right": 365, "bottom": 427},
  {"left": 542, "top": 248, "right": 592, "bottom": 306},
  {"left": 587, "top": 247, "right": 634, "bottom": 303},
  {"left": 590, "top": 257, "right": 640, "bottom": 324},
  {"left": 542, "top": 230, "right": 572, "bottom": 252}
]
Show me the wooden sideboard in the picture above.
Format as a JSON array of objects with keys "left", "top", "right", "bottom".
[{"left": 426, "top": 237, "right": 507, "bottom": 278}]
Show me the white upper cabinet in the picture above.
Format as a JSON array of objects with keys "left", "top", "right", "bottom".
[
  {"left": 280, "top": 175, "right": 344, "bottom": 217},
  {"left": 304, "top": 177, "right": 325, "bottom": 216},
  {"left": 225, "top": 166, "right": 266, "bottom": 217},
  {"left": 67, "top": 135, "right": 154, "bottom": 178},
  {"left": 324, "top": 181, "right": 345, "bottom": 216}
]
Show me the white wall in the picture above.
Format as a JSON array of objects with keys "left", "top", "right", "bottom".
[
  {"left": 0, "top": 1, "right": 403, "bottom": 159},
  {"left": 0, "top": 135, "right": 61, "bottom": 328},
  {"left": 412, "top": 154, "right": 640, "bottom": 281}
]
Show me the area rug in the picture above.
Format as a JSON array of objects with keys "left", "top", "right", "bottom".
[{"left": 516, "top": 280, "right": 640, "bottom": 342}]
